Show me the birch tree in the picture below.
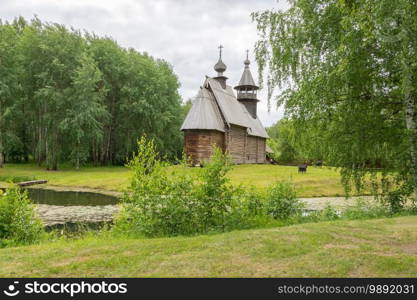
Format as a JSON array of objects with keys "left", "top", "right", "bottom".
[{"left": 253, "top": 0, "right": 417, "bottom": 200}]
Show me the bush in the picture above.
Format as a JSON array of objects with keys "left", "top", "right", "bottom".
[
  {"left": 342, "top": 198, "right": 390, "bottom": 220},
  {"left": 113, "top": 137, "right": 198, "bottom": 236},
  {"left": 265, "top": 182, "right": 304, "bottom": 220},
  {"left": 0, "top": 186, "right": 44, "bottom": 247},
  {"left": 114, "top": 138, "right": 269, "bottom": 237},
  {"left": 117, "top": 137, "right": 416, "bottom": 237},
  {"left": 306, "top": 203, "right": 340, "bottom": 222},
  {"left": 193, "top": 147, "right": 236, "bottom": 232},
  {"left": 242, "top": 186, "right": 265, "bottom": 216}
]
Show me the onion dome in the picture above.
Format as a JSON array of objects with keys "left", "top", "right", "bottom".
[{"left": 214, "top": 45, "right": 227, "bottom": 76}]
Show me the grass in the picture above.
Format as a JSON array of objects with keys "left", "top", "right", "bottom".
[
  {"left": 1, "top": 215, "right": 417, "bottom": 277},
  {"left": 0, "top": 163, "right": 349, "bottom": 197}
]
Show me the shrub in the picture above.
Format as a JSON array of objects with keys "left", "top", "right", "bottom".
[
  {"left": 194, "top": 147, "right": 235, "bottom": 231},
  {"left": 114, "top": 138, "right": 267, "bottom": 237},
  {"left": 265, "top": 182, "right": 304, "bottom": 220},
  {"left": 342, "top": 198, "right": 390, "bottom": 220},
  {"left": 242, "top": 186, "right": 265, "bottom": 216},
  {"left": 320, "top": 203, "right": 340, "bottom": 220},
  {"left": 0, "top": 186, "right": 44, "bottom": 247},
  {"left": 113, "top": 137, "right": 198, "bottom": 236},
  {"left": 306, "top": 203, "right": 340, "bottom": 222}
]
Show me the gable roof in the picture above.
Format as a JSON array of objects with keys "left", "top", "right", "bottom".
[
  {"left": 180, "top": 87, "right": 225, "bottom": 132},
  {"left": 181, "top": 77, "right": 269, "bottom": 139}
]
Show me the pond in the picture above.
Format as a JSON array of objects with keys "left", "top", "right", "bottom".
[{"left": 26, "top": 188, "right": 119, "bottom": 206}]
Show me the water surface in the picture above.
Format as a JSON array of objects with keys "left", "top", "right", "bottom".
[{"left": 27, "top": 188, "right": 119, "bottom": 206}]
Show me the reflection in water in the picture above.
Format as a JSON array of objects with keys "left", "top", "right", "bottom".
[{"left": 27, "top": 189, "right": 119, "bottom": 206}]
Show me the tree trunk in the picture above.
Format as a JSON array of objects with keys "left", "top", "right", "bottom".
[
  {"left": 76, "top": 141, "right": 80, "bottom": 170},
  {"left": 404, "top": 92, "right": 417, "bottom": 199},
  {"left": 0, "top": 138, "right": 4, "bottom": 168},
  {"left": 402, "top": 42, "right": 417, "bottom": 200},
  {"left": 0, "top": 102, "right": 3, "bottom": 168}
]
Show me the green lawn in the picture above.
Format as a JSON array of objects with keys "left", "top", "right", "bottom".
[
  {"left": 0, "top": 163, "right": 347, "bottom": 197},
  {"left": 1, "top": 216, "right": 416, "bottom": 277}
]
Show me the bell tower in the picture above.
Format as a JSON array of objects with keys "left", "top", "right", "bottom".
[{"left": 234, "top": 50, "right": 259, "bottom": 118}]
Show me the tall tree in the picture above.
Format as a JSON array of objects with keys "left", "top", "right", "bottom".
[
  {"left": 0, "top": 17, "right": 184, "bottom": 169},
  {"left": 61, "top": 53, "right": 108, "bottom": 169},
  {"left": 0, "top": 23, "right": 21, "bottom": 167},
  {"left": 253, "top": 0, "right": 417, "bottom": 198}
]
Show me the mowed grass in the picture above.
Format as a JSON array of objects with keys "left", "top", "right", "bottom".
[
  {"left": 0, "top": 164, "right": 130, "bottom": 192},
  {"left": 1, "top": 216, "right": 417, "bottom": 277},
  {"left": 0, "top": 163, "right": 352, "bottom": 197}
]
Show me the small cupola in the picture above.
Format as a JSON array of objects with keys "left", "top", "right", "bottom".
[
  {"left": 234, "top": 50, "right": 259, "bottom": 118},
  {"left": 213, "top": 45, "right": 228, "bottom": 89}
]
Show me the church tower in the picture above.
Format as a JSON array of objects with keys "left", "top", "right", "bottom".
[
  {"left": 213, "top": 45, "right": 228, "bottom": 89},
  {"left": 234, "top": 51, "right": 259, "bottom": 119}
]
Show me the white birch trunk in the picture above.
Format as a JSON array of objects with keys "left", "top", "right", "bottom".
[
  {"left": 404, "top": 93, "right": 417, "bottom": 199},
  {"left": 0, "top": 102, "right": 3, "bottom": 168},
  {"left": 402, "top": 42, "right": 417, "bottom": 200},
  {"left": 0, "top": 136, "right": 4, "bottom": 168}
]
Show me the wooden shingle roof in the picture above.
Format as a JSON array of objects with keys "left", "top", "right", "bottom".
[
  {"left": 180, "top": 87, "right": 225, "bottom": 132},
  {"left": 181, "top": 77, "right": 268, "bottom": 139}
]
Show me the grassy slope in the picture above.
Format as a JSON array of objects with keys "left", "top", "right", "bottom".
[
  {"left": 1, "top": 216, "right": 417, "bottom": 277},
  {"left": 0, "top": 163, "right": 345, "bottom": 197}
]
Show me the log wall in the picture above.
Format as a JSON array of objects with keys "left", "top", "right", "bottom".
[
  {"left": 184, "top": 130, "right": 224, "bottom": 165},
  {"left": 227, "top": 125, "right": 246, "bottom": 164},
  {"left": 183, "top": 128, "right": 266, "bottom": 165},
  {"left": 246, "top": 136, "right": 258, "bottom": 163},
  {"left": 256, "top": 138, "right": 266, "bottom": 163}
]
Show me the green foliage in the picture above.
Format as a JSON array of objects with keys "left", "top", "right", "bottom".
[
  {"left": 0, "top": 175, "right": 36, "bottom": 183},
  {"left": 306, "top": 203, "right": 340, "bottom": 222},
  {"left": 253, "top": 0, "right": 417, "bottom": 204},
  {"left": 114, "top": 137, "right": 417, "bottom": 238},
  {"left": 267, "top": 119, "right": 306, "bottom": 163},
  {"left": 114, "top": 137, "right": 197, "bottom": 236},
  {"left": 265, "top": 181, "right": 304, "bottom": 219},
  {"left": 342, "top": 198, "right": 391, "bottom": 220},
  {"left": 114, "top": 138, "right": 272, "bottom": 237},
  {"left": 0, "top": 17, "right": 183, "bottom": 169},
  {"left": 0, "top": 186, "right": 44, "bottom": 247},
  {"left": 195, "top": 147, "right": 235, "bottom": 230}
]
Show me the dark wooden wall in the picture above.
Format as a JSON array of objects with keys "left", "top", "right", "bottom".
[
  {"left": 184, "top": 130, "right": 224, "bottom": 165},
  {"left": 227, "top": 125, "right": 266, "bottom": 164},
  {"left": 183, "top": 127, "right": 266, "bottom": 165},
  {"left": 227, "top": 125, "right": 246, "bottom": 164},
  {"left": 256, "top": 138, "right": 266, "bottom": 163},
  {"left": 246, "top": 136, "right": 258, "bottom": 163}
]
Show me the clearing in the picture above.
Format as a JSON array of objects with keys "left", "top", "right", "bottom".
[{"left": 1, "top": 163, "right": 355, "bottom": 197}]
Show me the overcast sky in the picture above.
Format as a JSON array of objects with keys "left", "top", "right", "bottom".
[{"left": 2, "top": 0, "right": 288, "bottom": 126}]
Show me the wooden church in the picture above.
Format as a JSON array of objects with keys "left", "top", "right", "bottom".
[{"left": 181, "top": 47, "right": 269, "bottom": 165}]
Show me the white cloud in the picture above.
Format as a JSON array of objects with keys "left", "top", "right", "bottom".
[{"left": 1, "top": 0, "right": 288, "bottom": 126}]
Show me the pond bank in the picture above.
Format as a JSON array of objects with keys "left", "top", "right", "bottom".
[
  {"left": 36, "top": 204, "right": 119, "bottom": 227},
  {"left": 33, "top": 191, "right": 375, "bottom": 227},
  {"left": 27, "top": 184, "right": 122, "bottom": 197}
]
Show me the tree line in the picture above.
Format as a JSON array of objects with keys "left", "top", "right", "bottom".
[{"left": 0, "top": 17, "right": 185, "bottom": 170}]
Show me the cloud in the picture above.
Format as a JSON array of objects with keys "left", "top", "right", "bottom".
[{"left": 1, "top": 0, "right": 288, "bottom": 126}]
